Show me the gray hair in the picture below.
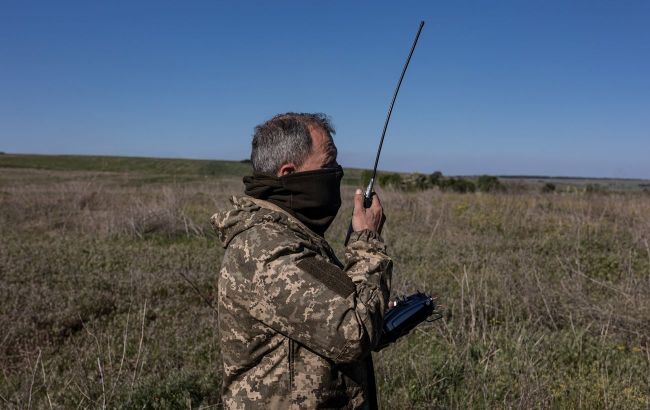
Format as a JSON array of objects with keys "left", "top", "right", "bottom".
[{"left": 251, "top": 112, "right": 335, "bottom": 175}]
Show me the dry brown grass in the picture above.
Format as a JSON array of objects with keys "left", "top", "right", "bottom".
[{"left": 1, "top": 167, "right": 649, "bottom": 408}]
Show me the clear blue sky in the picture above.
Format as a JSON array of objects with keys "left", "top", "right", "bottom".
[{"left": 1, "top": 1, "right": 649, "bottom": 178}]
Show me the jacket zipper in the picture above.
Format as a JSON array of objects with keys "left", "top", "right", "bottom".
[{"left": 288, "top": 339, "right": 295, "bottom": 395}]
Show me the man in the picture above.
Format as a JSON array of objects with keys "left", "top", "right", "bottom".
[{"left": 211, "top": 112, "right": 392, "bottom": 409}]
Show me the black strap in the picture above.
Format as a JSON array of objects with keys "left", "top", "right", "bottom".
[{"left": 296, "top": 258, "right": 355, "bottom": 298}]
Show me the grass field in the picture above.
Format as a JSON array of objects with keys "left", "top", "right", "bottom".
[{"left": 1, "top": 155, "right": 649, "bottom": 408}]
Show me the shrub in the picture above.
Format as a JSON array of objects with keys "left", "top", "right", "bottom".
[
  {"left": 413, "top": 174, "right": 430, "bottom": 190},
  {"left": 441, "top": 177, "right": 476, "bottom": 193},
  {"left": 377, "top": 173, "right": 403, "bottom": 188},
  {"left": 542, "top": 182, "right": 556, "bottom": 193},
  {"left": 428, "top": 171, "right": 443, "bottom": 186},
  {"left": 477, "top": 175, "right": 504, "bottom": 192},
  {"left": 398, "top": 173, "right": 431, "bottom": 191}
]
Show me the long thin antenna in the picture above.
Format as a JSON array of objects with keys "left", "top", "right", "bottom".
[
  {"left": 345, "top": 21, "right": 425, "bottom": 245},
  {"left": 369, "top": 20, "right": 425, "bottom": 188}
]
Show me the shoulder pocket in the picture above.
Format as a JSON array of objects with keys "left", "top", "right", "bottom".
[{"left": 296, "top": 258, "right": 355, "bottom": 298}]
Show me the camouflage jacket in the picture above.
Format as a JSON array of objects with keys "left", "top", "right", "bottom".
[{"left": 211, "top": 196, "right": 392, "bottom": 409}]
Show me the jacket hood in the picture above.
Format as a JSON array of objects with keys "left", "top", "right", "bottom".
[
  {"left": 210, "top": 196, "right": 263, "bottom": 248},
  {"left": 211, "top": 196, "right": 322, "bottom": 248}
]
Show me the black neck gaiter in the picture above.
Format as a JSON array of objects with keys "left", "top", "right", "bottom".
[{"left": 243, "top": 166, "right": 344, "bottom": 237}]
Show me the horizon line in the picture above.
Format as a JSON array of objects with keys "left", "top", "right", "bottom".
[{"left": 1, "top": 151, "right": 648, "bottom": 182}]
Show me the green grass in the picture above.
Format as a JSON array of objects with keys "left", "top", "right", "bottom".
[
  {"left": 1, "top": 157, "right": 650, "bottom": 408},
  {"left": 0, "top": 153, "right": 252, "bottom": 177},
  {"left": 0, "top": 154, "right": 367, "bottom": 187}
]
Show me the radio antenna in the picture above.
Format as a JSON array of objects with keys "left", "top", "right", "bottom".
[
  {"left": 366, "top": 20, "right": 425, "bottom": 198},
  {"left": 345, "top": 21, "right": 425, "bottom": 245}
]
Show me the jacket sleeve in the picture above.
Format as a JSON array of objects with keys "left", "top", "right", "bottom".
[{"left": 239, "top": 224, "right": 392, "bottom": 364}]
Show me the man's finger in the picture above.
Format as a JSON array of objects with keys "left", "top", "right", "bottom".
[{"left": 370, "top": 193, "right": 382, "bottom": 210}]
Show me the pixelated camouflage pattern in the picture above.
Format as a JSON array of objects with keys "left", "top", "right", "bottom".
[{"left": 211, "top": 196, "right": 392, "bottom": 409}]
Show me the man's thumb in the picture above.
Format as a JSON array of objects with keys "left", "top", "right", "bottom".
[{"left": 354, "top": 189, "right": 364, "bottom": 211}]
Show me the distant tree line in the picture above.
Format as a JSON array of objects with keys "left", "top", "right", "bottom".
[{"left": 360, "top": 170, "right": 506, "bottom": 193}]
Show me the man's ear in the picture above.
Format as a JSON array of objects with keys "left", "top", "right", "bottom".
[{"left": 277, "top": 162, "right": 296, "bottom": 177}]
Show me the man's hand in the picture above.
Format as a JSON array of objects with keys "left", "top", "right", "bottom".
[{"left": 352, "top": 189, "right": 386, "bottom": 234}]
